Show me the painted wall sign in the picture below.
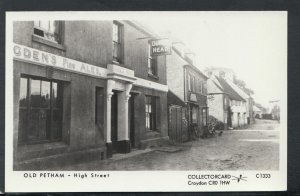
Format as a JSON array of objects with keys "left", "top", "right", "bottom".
[
  {"left": 13, "top": 43, "right": 108, "bottom": 78},
  {"left": 150, "top": 38, "right": 172, "bottom": 56},
  {"left": 189, "top": 93, "right": 197, "bottom": 102}
]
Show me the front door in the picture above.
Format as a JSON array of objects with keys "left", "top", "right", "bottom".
[
  {"left": 128, "top": 94, "right": 135, "bottom": 148},
  {"left": 169, "top": 105, "right": 188, "bottom": 143},
  {"left": 111, "top": 92, "right": 118, "bottom": 153}
]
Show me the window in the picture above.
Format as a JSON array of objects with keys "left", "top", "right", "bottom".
[
  {"left": 113, "top": 22, "right": 123, "bottom": 63},
  {"left": 189, "top": 75, "right": 196, "bottom": 92},
  {"left": 187, "top": 74, "right": 191, "bottom": 91},
  {"left": 148, "top": 44, "right": 158, "bottom": 76},
  {"left": 18, "top": 76, "right": 63, "bottom": 144},
  {"left": 34, "top": 21, "right": 61, "bottom": 43},
  {"left": 145, "top": 96, "right": 156, "bottom": 131},
  {"left": 203, "top": 83, "right": 207, "bottom": 95},
  {"left": 191, "top": 76, "right": 196, "bottom": 92},
  {"left": 191, "top": 106, "right": 198, "bottom": 124},
  {"left": 199, "top": 81, "right": 202, "bottom": 94}
]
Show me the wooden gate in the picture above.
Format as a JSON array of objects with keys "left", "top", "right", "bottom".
[{"left": 168, "top": 105, "right": 188, "bottom": 144}]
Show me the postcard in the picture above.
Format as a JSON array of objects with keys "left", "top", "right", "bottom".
[{"left": 5, "top": 11, "right": 287, "bottom": 192}]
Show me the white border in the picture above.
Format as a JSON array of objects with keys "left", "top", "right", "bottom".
[{"left": 5, "top": 11, "right": 287, "bottom": 192}]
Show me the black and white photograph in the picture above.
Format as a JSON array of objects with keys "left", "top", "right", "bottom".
[{"left": 5, "top": 11, "right": 287, "bottom": 192}]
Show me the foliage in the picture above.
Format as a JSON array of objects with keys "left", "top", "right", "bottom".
[
  {"left": 207, "top": 115, "right": 224, "bottom": 131},
  {"left": 233, "top": 76, "right": 254, "bottom": 96}
]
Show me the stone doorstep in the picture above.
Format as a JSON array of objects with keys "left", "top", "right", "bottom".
[
  {"left": 14, "top": 147, "right": 106, "bottom": 171},
  {"left": 139, "top": 136, "right": 170, "bottom": 149},
  {"left": 108, "top": 148, "right": 153, "bottom": 161}
]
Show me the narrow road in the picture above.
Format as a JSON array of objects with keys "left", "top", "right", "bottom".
[{"left": 52, "top": 119, "right": 280, "bottom": 171}]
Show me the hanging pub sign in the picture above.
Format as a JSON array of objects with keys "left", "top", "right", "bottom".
[{"left": 150, "top": 38, "right": 172, "bottom": 56}]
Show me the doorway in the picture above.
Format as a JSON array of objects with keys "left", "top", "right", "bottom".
[
  {"left": 128, "top": 94, "right": 135, "bottom": 148},
  {"left": 111, "top": 91, "right": 118, "bottom": 153}
]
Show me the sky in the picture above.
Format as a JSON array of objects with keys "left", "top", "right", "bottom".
[{"left": 143, "top": 12, "right": 287, "bottom": 108}]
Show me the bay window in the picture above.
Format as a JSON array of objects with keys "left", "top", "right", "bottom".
[{"left": 18, "top": 76, "right": 63, "bottom": 144}]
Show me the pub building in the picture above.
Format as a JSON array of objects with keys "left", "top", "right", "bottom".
[{"left": 13, "top": 20, "right": 169, "bottom": 170}]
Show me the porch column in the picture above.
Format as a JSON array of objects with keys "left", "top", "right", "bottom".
[
  {"left": 106, "top": 79, "right": 115, "bottom": 158},
  {"left": 117, "top": 83, "right": 132, "bottom": 153}
]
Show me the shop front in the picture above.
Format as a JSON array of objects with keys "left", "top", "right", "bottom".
[
  {"left": 187, "top": 92, "right": 208, "bottom": 139},
  {"left": 12, "top": 43, "right": 168, "bottom": 169}
]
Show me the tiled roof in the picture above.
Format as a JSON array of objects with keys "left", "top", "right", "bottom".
[{"left": 214, "top": 76, "right": 246, "bottom": 101}]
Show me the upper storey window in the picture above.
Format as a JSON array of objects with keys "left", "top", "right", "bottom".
[
  {"left": 113, "top": 22, "right": 123, "bottom": 63},
  {"left": 34, "top": 21, "right": 61, "bottom": 44},
  {"left": 148, "top": 44, "right": 158, "bottom": 76}
]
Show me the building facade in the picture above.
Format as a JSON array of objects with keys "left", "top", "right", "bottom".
[
  {"left": 166, "top": 45, "right": 208, "bottom": 143},
  {"left": 13, "top": 20, "right": 169, "bottom": 170},
  {"left": 207, "top": 74, "right": 247, "bottom": 129},
  {"left": 225, "top": 78, "right": 255, "bottom": 124}
]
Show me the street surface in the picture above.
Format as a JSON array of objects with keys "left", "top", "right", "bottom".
[{"left": 52, "top": 119, "right": 280, "bottom": 171}]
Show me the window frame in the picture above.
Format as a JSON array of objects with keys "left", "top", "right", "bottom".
[
  {"left": 187, "top": 74, "right": 191, "bottom": 91},
  {"left": 191, "top": 75, "right": 195, "bottom": 92},
  {"left": 145, "top": 95, "right": 157, "bottom": 131},
  {"left": 148, "top": 43, "right": 158, "bottom": 76},
  {"left": 112, "top": 21, "right": 124, "bottom": 64},
  {"left": 18, "top": 75, "right": 64, "bottom": 145},
  {"left": 33, "top": 20, "right": 62, "bottom": 44}
]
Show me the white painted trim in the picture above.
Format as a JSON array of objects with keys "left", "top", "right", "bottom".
[
  {"left": 134, "top": 77, "right": 168, "bottom": 92},
  {"left": 13, "top": 43, "right": 168, "bottom": 92}
]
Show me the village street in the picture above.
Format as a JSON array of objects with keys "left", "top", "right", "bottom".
[{"left": 52, "top": 119, "right": 280, "bottom": 171}]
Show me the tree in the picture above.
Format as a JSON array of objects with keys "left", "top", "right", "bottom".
[{"left": 233, "top": 76, "right": 254, "bottom": 96}]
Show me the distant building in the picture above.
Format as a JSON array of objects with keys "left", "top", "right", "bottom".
[
  {"left": 224, "top": 78, "right": 255, "bottom": 124},
  {"left": 253, "top": 105, "right": 263, "bottom": 119},
  {"left": 207, "top": 74, "right": 247, "bottom": 129}
]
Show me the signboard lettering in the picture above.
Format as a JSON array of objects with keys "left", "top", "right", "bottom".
[
  {"left": 13, "top": 44, "right": 107, "bottom": 78},
  {"left": 150, "top": 38, "right": 172, "bottom": 56}
]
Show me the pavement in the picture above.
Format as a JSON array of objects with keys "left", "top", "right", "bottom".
[{"left": 50, "top": 119, "right": 280, "bottom": 171}]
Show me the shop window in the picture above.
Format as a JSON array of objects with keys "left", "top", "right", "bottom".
[
  {"left": 18, "top": 76, "right": 63, "bottom": 144},
  {"left": 148, "top": 44, "right": 158, "bottom": 76},
  {"left": 113, "top": 22, "right": 123, "bottom": 63},
  {"left": 34, "top": 21, "right": 61, "bottom": 44},
  {"left": 145, "top": 96, "right": 156, "bottom": 131},
  {"left": 191, "top": 106, "right": 198, "bottom": 124}
]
